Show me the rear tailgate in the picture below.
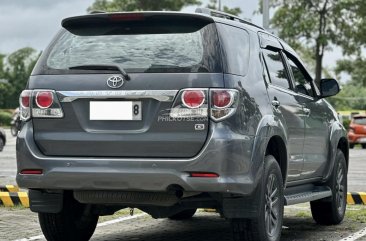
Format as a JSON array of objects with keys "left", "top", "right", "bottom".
[{"left": 29, "top": 12, "right": 223, "bottom": 158}]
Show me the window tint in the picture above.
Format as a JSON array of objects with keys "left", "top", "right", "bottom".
[
  {"left": 262, "top": 49, "right": 290, "bottom": 89},
  {"left": 217, "top": 24, "right": 250, "bottom": 76},
  {"left": 286, "top": 57, "right": 314, "bottom": 97},
  {"left": 47, "top": 23, "right": 222, "bottom": 73}
]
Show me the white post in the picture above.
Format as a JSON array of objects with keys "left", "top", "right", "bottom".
[
  {"left": 263, "top": 0, "right": 270, "bottom": 29},
  {"left": 218, "top": 0, "right": 222, "bottom": 11}
]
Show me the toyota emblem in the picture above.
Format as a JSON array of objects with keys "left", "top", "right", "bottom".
[{"left": 107, "top": 76, "right": 124, "bottom": 89}]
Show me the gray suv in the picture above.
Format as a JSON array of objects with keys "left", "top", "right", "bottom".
[{"left": 16, "top": 8, "right": 348, "bottom": 241}]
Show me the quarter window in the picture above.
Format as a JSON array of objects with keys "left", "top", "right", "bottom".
[
  {"left": 262, "top": 49, "right": 290, "bottom": 89},
  {"left": 216, "top": 24, "right": 250, "bottom": 76}
]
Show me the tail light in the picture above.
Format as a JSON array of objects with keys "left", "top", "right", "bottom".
[
  {"left": 182, "top": 90, "right": 205, "bottom": 108},
  {"left": 19, "top": 90, "right": 32, "bottom": 121},
  {"left": 170, "top": 89, "right": 208, "bottom": 118},
  {"left": 36, "top": 91, "right": 53, "bottom": 109},
  {"left": 210, "top": 89, "right": 239, "bottom": 121},
  {"left": 169, "top": 88, "right": 238, "bottom": 121},
  {"left": 19, "top": 89, "right": 64, "bottom": 121}
]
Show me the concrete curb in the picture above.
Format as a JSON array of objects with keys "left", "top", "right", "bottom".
[
  {"left": 0, "top": 192, "right": 29, "bottom": 208},
  {"left": 347, "top": 192, "right": 366, "bottom": 205},
  {"left": 0, "top": 185, "right": 19, "bottom": 192}
]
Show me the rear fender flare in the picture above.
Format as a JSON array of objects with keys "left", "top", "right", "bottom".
[
  {"left": 252, "top": 115, "right": 289, "bottom": 186},
  {"left": 323, "top": 122, "right": 348, "bottom": 182}
]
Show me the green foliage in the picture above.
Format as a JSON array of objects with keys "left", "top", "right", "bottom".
[
  {"left": 0, "top": 47, "right": 39, "bottom": 109},
  {"left": 327, "top": 84, "right": 366, "bottom": 110},
  {"left": 207, "top": 0, "right": 242, "bottom": 16},
  {"left": 0, "top": 110, "right": 12, "bottom": 126},
  {"left": 342, "top": 119, "right": 351, "bottom": 130},
  {"left": 87, "top": 0, "right": 201, "bottom": 12},
  {"left": 267, "top": 0, "right": 365, "bottom": 85},
  {"left": 336, "top": 58, "right": 366, "bottom": 87}
]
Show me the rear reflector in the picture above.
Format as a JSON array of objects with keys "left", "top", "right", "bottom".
[
  {"left": 20, "top": 169, "right": 43, "bottom": 175},
  {"left": 190, "top": 172, "right": 219, "bottom": 178}
]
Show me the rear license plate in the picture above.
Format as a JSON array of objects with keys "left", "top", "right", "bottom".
[{"left": 90, "top": 101, "right": 142, "bottom": 120}]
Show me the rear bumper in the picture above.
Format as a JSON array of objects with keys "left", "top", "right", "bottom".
[
  {"left": 348, "top": 133, "right": 366, "bottom": 144},
  {"left": 16, "top": 121, "right": 262, "bottom": 195}
]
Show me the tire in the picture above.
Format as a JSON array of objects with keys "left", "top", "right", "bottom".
[
  {"left": 349, "top": 144, "right": 354, "bottom": 149},
  {"left": 0, "top": 138, "right": 4, "bottom": 152},
  {"left": 168, "top": 208, "right": 197, "bottom": 220},
  {"left": 231, "top": 155, "right": 284, "bottom": 241},
  {"left": 11, "top": 125, "right": 18, "bottom": 137},
  {"left": 38, "top": 195, "right": 98, "bottom": 241},
  {"left": 362, "top": 144, "right": 366, "bottom": 149},
  {"left": 310, "top": 149, "right": 347, "bottom": 225}
]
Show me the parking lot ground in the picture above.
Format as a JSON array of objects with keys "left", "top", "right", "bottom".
[{"left": 0, "top": 204, "right": 365, "bottom": 241}]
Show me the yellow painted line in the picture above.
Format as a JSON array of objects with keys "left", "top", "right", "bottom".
[
  {"left": 0, "top": 192, "right": 14, "bottom": 207},
  {"left": 18, "top": 192, "right": 29, "bottom": 208},
  {"left": 5, "top": 185, "right": 19, "bottom": 192}
]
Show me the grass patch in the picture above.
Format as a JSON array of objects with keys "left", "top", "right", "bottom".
[
  {"left": 295, "top": 211, "right": 311, "bottom": 218},
  {"left": 346, "top": 205, "right": 366, "bottom": 223},
  {"left": 1, "top": 205, "right": 28, "bottom": 211}
]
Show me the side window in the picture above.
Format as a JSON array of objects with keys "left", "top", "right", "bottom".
[
  {"left": 286, "top": 56, "right": 314, "bottom": 97},
  {"left": 262, "top": 49, "right": 290, "bottom": 89},
  {"left": 216, "top": 24, "right": 250, "bottom": 76}
]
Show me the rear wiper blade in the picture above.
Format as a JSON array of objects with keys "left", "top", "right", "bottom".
[{"left": 69, "top": 64, "right": 131, "bottom": 80}]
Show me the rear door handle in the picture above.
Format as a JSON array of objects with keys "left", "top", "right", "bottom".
[{"left": 271, "top": 100, "right": 280, "bottom": 108}]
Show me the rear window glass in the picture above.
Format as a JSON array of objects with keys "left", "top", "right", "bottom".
[
  {"left": 46, "top": 23, "right": 222, "bottom": 73},
  {"left": 354, "top": 117, "right": 366, "bottom": 125}
]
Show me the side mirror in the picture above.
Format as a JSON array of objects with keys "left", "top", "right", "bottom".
[{"left": 319, "top": 78, "right": 340, "bottom": 98}]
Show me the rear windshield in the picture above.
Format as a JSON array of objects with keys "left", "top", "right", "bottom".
[
  {"left": 354, "top": 117, "right": 366, "bottom": 125},
  {"left": 46, "top": 23, "right": 222, "bottom": 73}
]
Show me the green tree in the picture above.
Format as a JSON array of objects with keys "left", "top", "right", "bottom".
[
  {"left": 327, "top": 84, "right": 366, "bottom": 110},
  {"left": 263, "top": 0, "right": 365, "bottom": 85},
  {"left": 207, "top": 0, "right": 242, "bottom": 16},
  {"left": 0, "top": 48, "right": 39, "bottom": 109},
  {"left": 88, "top": 0, "right": 201, "bottom": 12},
  {"left": 336, "top": 57, "right": 366, "bottom": 87}
]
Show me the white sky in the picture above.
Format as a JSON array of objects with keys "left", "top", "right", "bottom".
[{"left": 0, "top": 0, "right": 343, "bottom": 77}]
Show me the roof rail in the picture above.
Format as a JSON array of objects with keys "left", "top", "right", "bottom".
[
  {"left": 195, "top": 7, "right": 264, "bottom": 30},
  {"left": 89, "top": 10, "right": 107, "bottom": 14}
]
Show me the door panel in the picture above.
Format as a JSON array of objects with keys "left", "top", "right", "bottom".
[
  {"left": 301, "top": 99, "right": 330, "bottom": 178},
  {"left": 267, "top": 87, "right": 305, "bottom": 181},
  {"left": 261, "top": 48, "right": 305, "bottom": 181}
]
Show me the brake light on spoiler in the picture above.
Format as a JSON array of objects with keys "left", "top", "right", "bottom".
[{"left": 19, "top": 90, "right": 64, "bottom": 121}]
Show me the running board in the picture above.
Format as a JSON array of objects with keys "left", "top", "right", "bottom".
[{"left": 284, "top": 186, "right": 332, "bottom": 205}]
